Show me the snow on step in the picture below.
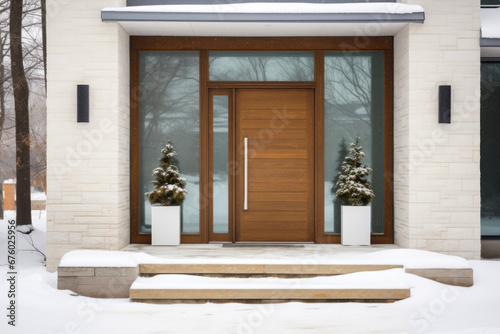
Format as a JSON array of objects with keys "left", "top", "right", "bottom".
[
  {"left": 60, "top": 249, "right": 470, "bottom": 269},
  {"left": 130, "top": 269, "right": 411, "bottom": 302},
  {"left": 138, "top": 263, "right": 404, "bottom": 275},
  {"left": 133, "top": 269, "right": 409, "bottom": 290}
]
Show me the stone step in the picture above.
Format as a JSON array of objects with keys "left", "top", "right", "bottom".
[
  {"left": 130, "top": 270, "right": 411, "bottom": 303},
  {"left": 139, "top": 263, "right": 404, "bottom": 277}
]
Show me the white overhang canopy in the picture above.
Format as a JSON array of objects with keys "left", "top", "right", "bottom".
[
  {"left": 481, "top": 7, "right": 500, "bottom": 58},
  {"left": 101, "top": 2, "right": 425, "bottom": 37}
]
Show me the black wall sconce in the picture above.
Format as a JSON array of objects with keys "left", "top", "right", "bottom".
[
  {"left": 77, "top": 84, "right": 89, "bottom": 123},
  {"left": 439, "top": 85, "right": 451, "bottom": 124}
]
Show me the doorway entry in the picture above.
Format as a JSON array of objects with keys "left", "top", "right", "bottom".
[
  {"left": 209, "top": 88, "right": 315, "bottom": 242},
  {"left": 235, "top": 89, "right": 315, "bottom": 241},
  {"left": 130, "top": 38, "right": 394, "bottom": 245}
]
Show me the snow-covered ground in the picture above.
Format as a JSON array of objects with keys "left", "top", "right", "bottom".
[
  {"left": 1, "top": 211, "right": 500, "bottom": 333},
  {"left": 30, "top": 191, "right": 46, "bottom": 201}
]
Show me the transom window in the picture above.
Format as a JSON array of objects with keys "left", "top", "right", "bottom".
[{"left": 209, "top": 52, "right": 315, "bottom": 82}]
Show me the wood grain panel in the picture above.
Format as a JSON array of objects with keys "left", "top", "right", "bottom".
[
  {"left": 240, "top": 110, "right": 307, "bottom": 120},
  {"left": 236, "top": 89, "right": 314, "bottom": 241},
  {"left": 138, "top": 263, "right": 403, "bottom": 275},
  {"left": 130, "top": 288, "right": 410, "bottom": 301},
  {"left": 247, "top": 159, "right": 308, "bottom": 169},
  {"left": 248, "top": 139, "right": 308, "bottom": 149},
  {"left": 240, "top": 120, "right": 307, "bottom": 129},
  {"left": 244, "top": 201, "right": 308, "bottom": 212},
  {"left": 239, "top": 129, "right": 308, "bottom": 140},
  {"left": 248, "top": 149, "right": 308, "bottom": 159},
  {"left": 131, "top": 37, "right": 394, "bottom": 52},
  {"left": 241, "top": 212, "right": 308, "bottom": 222},
  {"left": 248, "top": 169, "right": 308, "bottom": 179},
  {"left": 247, "top": 192, "right": 306, "bottom": 202},
  {"left": 240, "top": 101, "right": 309, "bottom": 110},
  {"left": 249, "top": 182, "right": 307, "bottom": 193},
  {"left": 238, "top": 222, "right": 309, "bottom": 241}
]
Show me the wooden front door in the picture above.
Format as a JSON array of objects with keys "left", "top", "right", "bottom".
[{"left": 235, "top": 89, "right": 315, "bottom": 242}]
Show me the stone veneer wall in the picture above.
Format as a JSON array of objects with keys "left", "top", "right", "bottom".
[
  {"left": 46, "top": 0, "right": 130, "bottom": 271},
  {"left": 394, "top": 0, "right": 481, "bottom": 259},
  {"left": 58, "top": 266, "right": 139, "bottom": 298}
]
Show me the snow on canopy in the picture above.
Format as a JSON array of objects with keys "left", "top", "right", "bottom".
[{"left": 102, "top": 3, "right": 424, "bottom": 15}]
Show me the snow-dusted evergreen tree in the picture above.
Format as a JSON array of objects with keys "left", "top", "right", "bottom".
[
  {"left": 145, "top": 141, "right": 187, "bottom": 206},
  {"left": 334, "top": 137, "right": 375, "bottom": 206}
]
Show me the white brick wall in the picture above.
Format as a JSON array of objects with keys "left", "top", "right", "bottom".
[
  {"left": 394, "top": 0, "right": 481, "bottom": 259},
  {"left": 46, "top": 0, "right": 129, "bottom": 271}
]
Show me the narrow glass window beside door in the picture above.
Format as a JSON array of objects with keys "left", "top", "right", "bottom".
[
  {"left": 481, "top": 62, "right": 500, "bottom": 237},
  {"left": 324, "top": 52, "right": 385, "bottom": 234},
  {"left": 212, "top": 95, "right": 229, "bottom": 234},
  {"left": 139, "top": 51, "right": 200, "bottom": 234}
]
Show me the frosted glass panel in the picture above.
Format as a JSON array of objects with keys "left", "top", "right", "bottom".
[
  {"left": 139, "top": 51, "right": 200, "bottom": 234},
  {"left": 213, "top": 95, "right": 229, "bottom": 234},
  {"left": 481, "top": 62, "right": 500, "bottom": 236},
  {"left": 209, "top": 52, "right": 314, "bottom": 81},
  {"left": 324, "top": 52, "right": 384, "bottom": 234}
]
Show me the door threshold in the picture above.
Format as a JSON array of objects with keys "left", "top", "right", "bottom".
[{"left": 222, "top": 243, "right": 306, "bottom": 248}]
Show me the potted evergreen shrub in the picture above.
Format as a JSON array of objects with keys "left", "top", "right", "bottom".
[
  {"left": 333, "top": 137, "right": 374, "bottom": 246},
  {"left": 145, "top": 141, "right": 187, "bottom": 245}
]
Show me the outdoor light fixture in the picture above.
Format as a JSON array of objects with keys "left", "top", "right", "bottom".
[
  {"left": 77, "top": 84, "right": 89, "bottom": 123},
  {"left": 439, "top": 85, "right": 451, "bottom": 124}
]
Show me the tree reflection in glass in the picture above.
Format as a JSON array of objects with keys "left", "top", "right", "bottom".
[
  {"left": 139, "top": 52, "right": 200, "bottom": 234},
  {"left": 209, "top": 52, "right": 314, "bottom": 82},
  {"left": 324, "top": 53, "right": 384, "bottom": 234}
]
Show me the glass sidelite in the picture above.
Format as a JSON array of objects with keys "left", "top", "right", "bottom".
[
  {"left": 324, "top": 52, "right": 385, "bottom": 234},
  {"left": 209, "top": 52, "right": 315, "bottom": 81},
  {"left": 481, "top": 62, "right": 500, "bottom": 236},
  {"left": 212, "top": 95, "right": 229, "bottom": 234},
  {"left": 139, "top": 51, "right": 200, "bottom": 234}
]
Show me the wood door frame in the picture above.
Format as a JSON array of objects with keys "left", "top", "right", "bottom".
[{"left": 130, "top": 37, "right": 394, "bottom": 244}]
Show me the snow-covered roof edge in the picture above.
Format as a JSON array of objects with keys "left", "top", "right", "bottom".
[
  {"left": 127, "top": 0, "right": 399, "bottom": 5},
  {"left": 102, "top": 3, "right": 425, "bottom": 23}
]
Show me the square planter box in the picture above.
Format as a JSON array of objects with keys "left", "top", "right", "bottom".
[
  {"left": 341, "top": 206, "right": 371, "bottom": 246},
  {"left": 151, "top": 206, "right": 181, "bottom": 246}
]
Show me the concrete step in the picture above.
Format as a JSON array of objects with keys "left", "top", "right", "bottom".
[
  {"left": 139, "top": 263, "right": 404, "bottom": 277},
  {"left": 130, "top": 269, "right": 411, "bottom": 303}
]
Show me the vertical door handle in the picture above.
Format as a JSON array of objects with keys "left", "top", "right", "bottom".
[{"left": 244, "top": 137, "right": 248, "bottom": 211}]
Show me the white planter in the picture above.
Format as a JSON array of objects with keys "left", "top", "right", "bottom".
[
  {"left": 341, "top": 206, "right": 371, "bottom": 246},
  {"left": 151, "top": 206, "right": 181, "bottom": 246}
]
